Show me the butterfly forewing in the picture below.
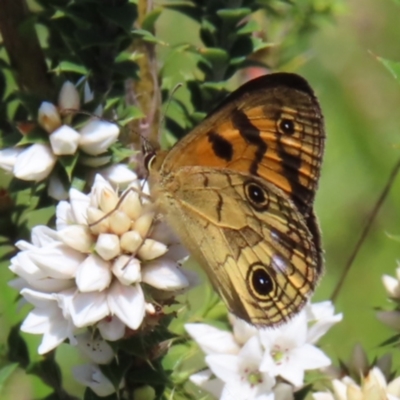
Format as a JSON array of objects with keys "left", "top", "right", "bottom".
[{"left": 161, "top": 73, "right": 325, "bottom": 217}]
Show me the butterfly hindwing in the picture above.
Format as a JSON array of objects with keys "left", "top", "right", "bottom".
[{"left": 153, "top": 166, "right": 318, "bottom": 326}]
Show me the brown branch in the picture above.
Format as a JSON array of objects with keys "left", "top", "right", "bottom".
[
  {"left": 126, "top": 0, "right": 161, "bottom": 152},
  {"left": 0, "top": 0, "right": 54, "bottom": 99}
]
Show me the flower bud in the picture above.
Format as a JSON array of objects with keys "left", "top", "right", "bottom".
[
  {"left": 14, "top": 144, "right": 56, "bottom": 181},
  {"left": 58, "top": 81, "right": 80, "bottom": 113},
  {"left": 120, "top": 230, "right": 142, "bottom": 253},
  {"left": 49, "top": 125, "right": 80, "bottom": 155},
  {"left": 100, "top": 164, "right": 137, "bottom": 188},
  {"left": 38, "top": 102, "right": 62, "bottom": 133},
  {"left": 109, "top": 210, "right": 131, "bottom": 235},
  {"left": 120, "top": 189, "right": 142, "bottom": 220},
  {"left": 87, "top": 207, "right": 110, "bottom": 234},
  {"left": 95, "top": 233, "right": 120, "bottom": 260},
  {"left": 79, "top": 120, "right": 119, "bottom": 156},
  {"left": 137, "top": 239, "right": 168, "bottom": 260},
  {"left": 134, "top": 212, "right": 155, "bottom": 238}
]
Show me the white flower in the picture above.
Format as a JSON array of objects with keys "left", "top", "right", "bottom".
[
  {"left": 49, "top": 125, "right": 80, "bottom": 155},
  {"left": 306, "top": 301, "right": 343, "bottom": 344},
  {"left": 99, "top": 163, "right": 138, "bottom": 189},
  {"left": 0, "top": 81, "right": 120, "bottom": 191},
  {"left": 206, "top": 336, "right": 275, "bottom": 400},
  {"left": 74, "top": 331, "right": 114, "bottom": 364},
  {"left": 187, "top": 302, "right": 339, "bottom": 399},
  {"left": 79, "top": 120, "right": 119, "bottom": 155},
  {"left": 72, "top": 364, "right": 120, "bottom": 397},
  {"left": 10, "top": 174, "right": 190, "bottom": 353},
  {"left": 13, "top": 143, "right": 57, "bottom": 181},
  {"left": 186, "top": 323, "right": 240, "bottom": 355},
  {"left": 20, "top": 288, "right": 75, "bottom": 354},
  {"left": 0, "top": 148, "right": 24, "bottom": 172},
  {"left": 382, "top": 264, "right": 400, "bottom": 299},
  {"left": 58, "top": 81, "right": 80, "bottom": 113},
  {"left": 48, "top": 174, "right": 69, "bottom": 200},
  {"left": 313, "top": 367, "right": 400, "bottom": 400},
  {"left": 259, "top": 312, "right": 331, "bottom": 386}
]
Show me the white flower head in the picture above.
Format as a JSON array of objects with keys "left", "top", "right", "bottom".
[
  {"left": 313, "top": 367, "right": 400, "bottom": 400},
  {"left": 0, "top": 81, "right": 120, "bottom": 196},
  {"left": 187, "top": 301, "right": 340, "bottom": 398},
  {"left": 259, "top": 311, "right": 331, "bottom": 386},
  {"left": 10, "top": 174, "right": 190, "bottom": 354},
  {"left": 206, "top": 336, "right": 275, "bottom": 400}
]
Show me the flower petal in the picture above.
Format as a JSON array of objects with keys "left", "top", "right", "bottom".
[
  {"left": 107, "top": 281, "right": 145, "bottom": 330},
  {"left": 14, "top": 144, "right": 56, "bottom": 181},
  {"left": 76, "top": 254, "right": 112, "bottom": 292},
  {"left": 142, "top": 258, "right": 189, "bottom": 290},
  {"left": 185, "top": 323, "right": 240, "bottom": 355}
]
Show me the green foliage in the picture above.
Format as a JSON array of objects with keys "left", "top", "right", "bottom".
[{"left": 0, "top": 0, "right": 347, "bottom": 399}]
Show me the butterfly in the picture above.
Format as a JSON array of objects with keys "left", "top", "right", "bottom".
[{"left": 146, "top": 73, "right": 325, "bottom": 327}]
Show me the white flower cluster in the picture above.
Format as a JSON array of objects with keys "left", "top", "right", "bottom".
[
  {"left": 0, "top": 81, "right": 127, "bottom": 191},
  {"left": 313, "top": 367, "right": 400, "bottom": 400},
  {"left": 186, "top": 301, "right": 342, "bottom": 400},
  {"left": 377, "top": 264, "right": 400, "bottom": 331},
  {"left": 9, "top": 174, "right": 191, "bottom": 355}
]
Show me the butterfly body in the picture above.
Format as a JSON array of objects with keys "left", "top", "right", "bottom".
[{"left": 148, "top": 73, "right": 325, "bottom": 327}]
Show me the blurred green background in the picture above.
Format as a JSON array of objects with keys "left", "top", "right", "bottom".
[{"left": 2, "top": 0, "right": 400, "bottom": 398}]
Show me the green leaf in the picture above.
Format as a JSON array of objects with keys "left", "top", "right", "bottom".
[
  {"left": 58, "top": 153, "right": 79, "bottom": 180},
  {"left": 52, "top": 61, "right": 88, "bottom": 75},
  {"left": 17, "top": 132, "right": 49, "bottom": 146},
  {"left": 379, "top": 333, "right": 400, "bottom": 347},
  {"left": 164, "top": 2, "right": 201, "bottom": 22},
  {"left": 71, "top": 176, "right": 86, "bottom": 192},
  {"left": 7, "top": 324, "right": 30, "bottom": 367},
  {"left": 117, "top": 105, "right": 144, "bottom": 126},
  {"left": 376, "top": 56, "right": 400, "bottom": 83},
  {"left": 142, "top": 8, "right": 162, "bottom": 32},
  {"left": 0, "top": 363, "right": 18, "bottom": 394},
  {"left": 109, "top": 143, "right": 136, "bottom": 163},
  {"left": 29, "top": 353, "right": 63, "bottom": 390},
  {"left": 216, "top": 8, "right": 252, "bottom": 25},
  {"left": 237, "top": 19, "right": 260, "bottom": 35},
  {"left": 132, "top": 29, "right": 165, "bottom": 45},
  {"left": 386, "top": 231, "right": 400, "bottom": 242}
]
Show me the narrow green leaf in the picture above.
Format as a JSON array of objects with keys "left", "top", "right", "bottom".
[
  {"left": 216, "top": 8, "right": 252, "bottom": 25},
  {"left": 132, "top": 29, "right": 166, "bottom": 45},
  {"left": 0, "top": 363, "right": 18, "bottom": 394},
  {"left": 58, "top": 153, "right": 79, "bottom": 180},
  {"left": 109, "top": 144, "right": 136, "bottom": 164},
  {"left": 53, "top": 61, "right": 88, "bottom": 75},
  {"left": 142, "top": 8, "right": 162, "bottom": 32},
  {"left": 117, "top": 105, "right": 144, "bottom": 126},
  {"left": 377, "top": 56, "right": 400, "bottom": 83}
]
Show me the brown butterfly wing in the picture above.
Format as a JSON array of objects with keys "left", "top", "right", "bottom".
[
  {"left": 161, "top": 73, "right": 325, "bottom": 218},
  {"left": 153, "top": 166, "right": 318, "bottom": 326}
]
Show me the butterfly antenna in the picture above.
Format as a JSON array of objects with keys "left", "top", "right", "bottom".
[
  {"left": 159, "top": 82, "right": 183, "bottom": 129},
  {"left": 330, "top": 155, "right": 400, "bottom": 302}
]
